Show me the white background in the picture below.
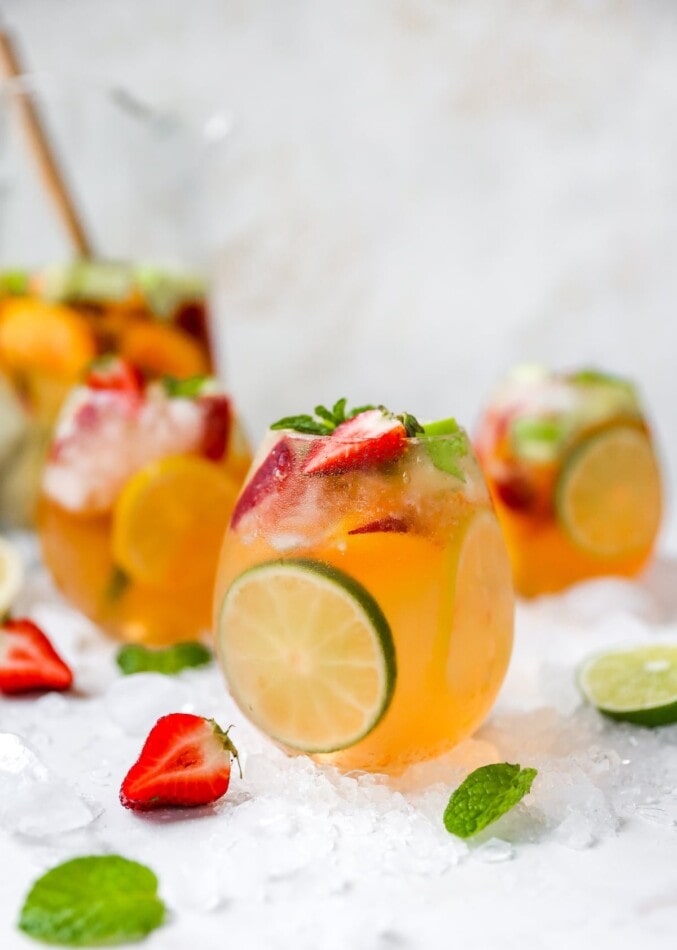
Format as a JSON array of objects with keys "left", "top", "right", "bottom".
[{"left": 3, "top": 0, "right": 677, "bottom": 546}]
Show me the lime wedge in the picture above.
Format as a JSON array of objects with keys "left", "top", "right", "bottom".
[
  {"left": 556, "top": 426, "right": 661, "bottom": 558},
  {"left": 0, "top": 536, "right": 24, "bottom": 617},
  {"left": 579, "top": 645, "right": 677, "bottom": 726},
  {"left": 217, "top": 559, "right": 396, "bottom": 753}
]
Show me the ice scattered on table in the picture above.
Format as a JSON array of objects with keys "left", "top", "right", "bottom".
[
  {"left": 3, "top": 537, "right": 677, "bottom": 946},
  {"left": 0, "top": 733, "right": 97, "bottom": 837}
]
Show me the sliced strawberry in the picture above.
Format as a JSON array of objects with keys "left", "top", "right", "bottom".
[
  {"left": 230, "top": 437, "right": 295, "bottom": 529},
  {"left": 0, "top": 619, "right": 73, "bottom": 694},
  {"left": 303, "top": 409, "right": 407, "bottom": 476},
  {"left": 85, "top": 356, "right": 144, "bottom": 394},
  {"left": 199, "top": 394, "right": 232, "bottom": 462},
  {"left": 348, "top": 516, "right": 409, "bottom": 535},
  {"left": 493, "top": 472, "right": 537, "bottom": 512},
  {"left": 120, "top": 713, "right": 239, "bottom": 811}
]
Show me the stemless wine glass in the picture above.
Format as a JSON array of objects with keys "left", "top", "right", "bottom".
[
  {"left": 475, "top": 366, "right": 663, "bottom": 597},
  {"left": 214, "top": 410, "right": 515, "bottom": 774},
  {"left": 0, "top": 73, "right": 231, "bottom": 526}
]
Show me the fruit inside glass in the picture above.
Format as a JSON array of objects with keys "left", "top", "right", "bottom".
[
  {"left": 39, "top": 361, "right": 250, "bottom": 644},
  {"left": 0, "top": 75, "right": 226, "bottom": 526},
  {"left": 475, "top": 366, "right": 663, "bottom": 597},
  {"left": 214, "top": 403, "right": 514, "bottom": 773}
]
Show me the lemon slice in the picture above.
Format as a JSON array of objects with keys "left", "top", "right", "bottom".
[
  {"left": 579, "top": 645, "right": 677, "bottom": 726},
  {"left": 217, "top": 559, "right": 396, "bottom": 753},
  {"left": 112, "top": 455, "right": 239, "bottom": 590},
  {"left": 0, "top": 536, "right": 24, "bottom": 616},
  {"left": 556, "top": 426, "right": 662, "bottom": 558}
]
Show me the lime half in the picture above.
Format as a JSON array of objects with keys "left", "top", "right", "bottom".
[
  {"left": 556, "top": 426, "right": 661, "bottom": 558},
  {"left": 217, "top": 559, "right": 396, "bottom": 753},
  {"left": 579, "top": 645, "right": 677, "bottom": 726}
]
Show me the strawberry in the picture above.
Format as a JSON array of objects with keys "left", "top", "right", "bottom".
[
  {"left": 199, "top": 394, "right": 232, "bottom": 462},
  {"left": 348, "top": 516, "right": 409, "bottom": 535},
  {"left": 302, "top": 409, "right": 407, "bottom": 476},
  {"left": 120, "top": 713, "right": 239, "bottom": 811},
  {"left": 0, "top": 619, "right": 73, "bottom": 694},
  {"left": 85, "top": 356, "right": 144, "bottom": 394},
  {"left": 230, "top": 437, "right": 295, "bottom": 529}
]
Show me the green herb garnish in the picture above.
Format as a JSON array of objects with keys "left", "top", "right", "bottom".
[
  {"left": 18, "top": 855, "right": 166, "bottom": 946},
  {"left": 421, "top": 418, "right": 468, "bottom": 480},
  {"left": 443, "top": 763, "right": 538, "bottom": 839},
  {"left": 162, "top": 375, "right": 209, "bottom": 398},
  {"left": 116, "top": 641, "right": 213, "bottom": 676},
  {"left": 270, "top": 399, "right": 425, "bottom": 437}
]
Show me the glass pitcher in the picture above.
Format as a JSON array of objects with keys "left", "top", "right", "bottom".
[{"left": 0, "top": 74, "right": 232, "bottom": 527}]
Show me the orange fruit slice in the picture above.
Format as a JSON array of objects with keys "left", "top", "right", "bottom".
[
  {"left": 120, "top": 322, "right": 209, "bottom": 379},
  {"left": 0, "top": 298, "right": 95, "bottom": 379},
  {"left": 556, "top": 425, "right": 662, "bottom": 558},
  {"left": 112, "top": 455, "right": 239, "bottom": 590}
]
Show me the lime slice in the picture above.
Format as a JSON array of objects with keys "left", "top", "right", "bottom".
[
  {"left": 556, "top": 426, "right": 661, "bottom": 558},
  {"left": 579, "top": 645, "right": 677, "bottom": 726},
  {"left": 217, "top": 559, "right": 396, "bottom": 753},
  {"left": 0, "top": 536, "right": 24, "bottom": 616}
]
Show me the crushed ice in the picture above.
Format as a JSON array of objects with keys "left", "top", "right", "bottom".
[{"left": 2, "top": 538, "right": 677, "bottom": 901}]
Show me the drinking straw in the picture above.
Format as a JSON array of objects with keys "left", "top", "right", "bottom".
[{"left": 0, "top": 28, "right": 93, "bottom": 257}]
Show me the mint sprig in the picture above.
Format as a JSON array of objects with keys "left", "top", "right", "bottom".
[
  {"left": 270, "top": 399, "right": 426, "bottom": 437},
  {"left": 18, "top": 855, "right": 165, "bottom": 946},
  {"left": 116, "top": 641, "right": 213, "bottom": 676},
  {"left": 443, "top": 763, "right": 537, "bottom": 838}
]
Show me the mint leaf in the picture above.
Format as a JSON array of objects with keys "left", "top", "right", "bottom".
[
  {"left": 443, "top": 763, "right": 537, "bottom": 838},
  {"left": 162, "top": 375, "right": 209, "bottom": 398},
  {"left": 117, "top": 641, "right": 212, "bottom": 676},
  {"left": 332, "top": 398, "right": 347, "bottom": 422},
  {"left": 18, "top": 855, "right": 165, "bottom": 946},
  {"left": 314, "top": 404, "right": 336, "bottom": 425},
  {"left": 270, "top": 414, "right": 332, "bottom": 435},
  {"left": 423, "top": 428, "right": 468, "bottom": 480}
]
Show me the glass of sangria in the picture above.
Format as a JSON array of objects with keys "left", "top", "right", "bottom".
[
  {"left": 475, "top": 366, "right": 663, "bottom": 597},
  {"left": 214, "top": 401, "right": 514, "bottom": 773},
  {"left": 39, "top": 358, "right": 250, "bottom": 644},
  {"left": 0, "top": 74, "right": 228, "bottom": 525}
]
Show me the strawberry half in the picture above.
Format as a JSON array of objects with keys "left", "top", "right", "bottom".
[
  {"left": 120, "top": 713, "right": 239, "bottom": 811},
  {"left": 348, "top": 516, "right": 409, "bottom": 535},
  {"left": 0, "top": 619, "right": 73, "bottom": 694},
  {"left": 303, "top": 409, "right": 407, "bottom": 476},
  {"left": 85, "top": 356, "right": 144, "bottom": 394},
  {"left": 199, "top": 394, "right": 232, "bottom": 462},
  {"left": 230, "top": 437, "right": 295, "bottom": 529}
]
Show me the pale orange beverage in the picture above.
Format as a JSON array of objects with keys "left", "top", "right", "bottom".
[
  {"left": 215, "top": 404, "right": 514, "bottom": 773},
  {"left": 39, "top": 359, "right": 250, "bottom": 644},
  {"left": 0, "top": 261, "right": 215, "bottom": 527},
  {"left": 475, "top": 367, "right": 663, "bottom": 597}
]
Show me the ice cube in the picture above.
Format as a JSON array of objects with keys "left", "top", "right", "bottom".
[
  {"left": 0, "top": 733, "right": 96, "bottom": 837},
  {"left": 473, "top": 838, "right": 515, "bottom": 863},
  {"left": 104, "top": 673, "right": 191, "bottom": 735}
]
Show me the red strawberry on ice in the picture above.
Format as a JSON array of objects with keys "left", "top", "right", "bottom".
[
  {"left": 303, "top": 409, "right": 407, "bottom": 475},
  {"left": 120, "top": 713, "right": 239, "bottom": 811},
  {"left": 230, "top": 437, "right": 296, "bottom": 529},
  {"left": 0, "top": 619, "right": 73, "bottom": 694}
]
